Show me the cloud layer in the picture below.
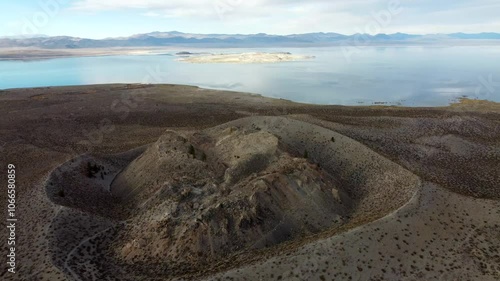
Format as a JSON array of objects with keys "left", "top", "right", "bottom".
[
  {"left": 67, "top": 0, "right": 500, "bottom": 34},
  {"left": 2, "top": 0, "right": 498, "bottom": 38}
]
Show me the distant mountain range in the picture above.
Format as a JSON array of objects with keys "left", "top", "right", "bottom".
[{"left": 1, "top": 31, "right": 499, "bottom": 49}]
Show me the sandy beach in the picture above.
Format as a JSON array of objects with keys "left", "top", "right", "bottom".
[
  {"left": 0, "top": 47, "right": 177, "bottom": 60},
  {"left": 178, "top": 52, "right": 315, "bottom": 63}
]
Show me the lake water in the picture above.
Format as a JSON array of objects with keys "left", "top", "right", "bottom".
[{"left": 1, "top": 46, "right": 500, "bottom": 106}]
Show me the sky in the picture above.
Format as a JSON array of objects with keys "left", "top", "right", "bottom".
[{"left": 1, "top": 0, "right": 500, "bottom": 39}]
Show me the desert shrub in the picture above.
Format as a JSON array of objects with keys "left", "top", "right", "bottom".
[
  {"left": 188, "top": 145, "right": 195, "bottom": 157},
  {"left": 86, "top": 162, "right": 102, "bottom": 178}
]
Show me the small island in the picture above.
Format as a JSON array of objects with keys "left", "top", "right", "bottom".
[{"left": 178, "top": 52, "right": 315, "bottom": 64}]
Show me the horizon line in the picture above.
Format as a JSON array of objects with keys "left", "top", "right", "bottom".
[{"left": 2, "top": 31, "right": 500, "bottom": 40}]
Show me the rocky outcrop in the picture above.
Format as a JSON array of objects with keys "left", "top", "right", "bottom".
[{"left": 45, "top": 116, "right": 420, "bottom": 279}]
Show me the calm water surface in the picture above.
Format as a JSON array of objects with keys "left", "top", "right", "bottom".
[{"left": 1, "top": 46, "right": 499, "bottom": 106}]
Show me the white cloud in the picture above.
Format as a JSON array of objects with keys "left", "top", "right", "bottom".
[
  {"left": 69, "top": 0, "right": 500, "bottom": 34},
  {"left": 141, "top": 11, "right": 161, "bottom": 17}
]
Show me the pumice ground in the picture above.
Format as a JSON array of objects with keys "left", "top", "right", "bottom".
[{"left": 0, "top": 84, "right": 498, "bottom": 280}]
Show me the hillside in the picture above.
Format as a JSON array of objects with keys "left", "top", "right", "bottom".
[
  {"left": 1, "top": 31, "right": 500, "bottom": 49},
  {"left": 0, "top": 85, "right": 498, "bottom": 280}
]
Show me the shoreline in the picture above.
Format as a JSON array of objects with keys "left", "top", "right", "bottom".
[
  {"left": 0, "top": 47, "right": 180, "bottom": 61},
  {"left": 2, "top": 42, "right": 500, "bottom": 61},
  {"left": 1, "top": 83, "right": 499, "bottom": 110},
  {"left": 1, "top": 83, "right": 499, "bottom": 280},
  {"left": 177, "top": 52, "right": 315, "bottom": 64}
]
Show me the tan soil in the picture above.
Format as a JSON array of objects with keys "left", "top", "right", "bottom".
[{"left": 0, "top": 84, "right": 498, "bottom": 280}]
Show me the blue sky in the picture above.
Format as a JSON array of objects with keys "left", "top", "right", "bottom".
[{"left": 1, "top": 0, "right": 500, "bottom": 39}]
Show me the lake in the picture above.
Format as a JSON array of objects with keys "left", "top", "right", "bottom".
[{"left": 1, "top": 46, "right": 499, "bottom": 106}]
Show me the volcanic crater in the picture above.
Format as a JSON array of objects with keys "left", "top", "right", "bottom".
[{"left": 45, "top": 116, "right": 420, "bottom": 279}]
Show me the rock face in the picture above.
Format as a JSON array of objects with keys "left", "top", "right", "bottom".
[
  {"left": 45, "top": 116, "right": 420, "bottom": 278},
  {"left": 111, "top": 126, "right": 352, "bottom": 267}
]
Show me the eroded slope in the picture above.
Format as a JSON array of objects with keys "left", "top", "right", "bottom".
[{"left": 45, "top": 116, "right": 420, "bottom": 279}]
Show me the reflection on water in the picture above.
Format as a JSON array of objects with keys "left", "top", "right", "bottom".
[{"left": 1, "top": 46, "right": 499, "bottom": 106}]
